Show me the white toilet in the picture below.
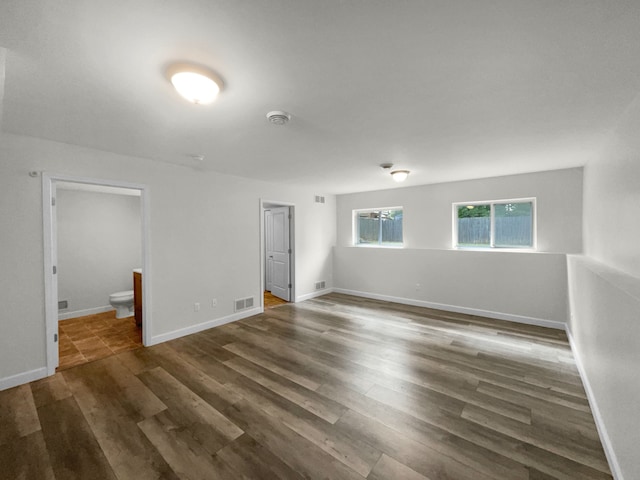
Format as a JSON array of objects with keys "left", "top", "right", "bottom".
[{"left": 109, "top": 290, "right": 134, "bottom": 318}]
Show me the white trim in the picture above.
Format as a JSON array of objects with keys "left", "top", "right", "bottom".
[
  {"left": 333, "top": 288, "right": 565, "bottom": 330},
  {"left": 452, "top": 197, "right": 537, "bottom": 250},
  {"left": 42, "top": 174, "right": 57, "bottom": 375},
  {"left": 451, "top": 246, "right": 537, "bottom": 253},
  {"left": 296, "top": 288, "right": 334, "bottom": 303},
  {"left": 0, "top": 368, "right": 48, "bottom": 392},
  {"left": 259, "top": 199, "right": 296, "bottom": 307},
  {"left": 352, "top": 243, "right": 404, "bottom": 249},
  {"left": 58, "top": 305, "right": 114, "bottom": 321},
  {"left": 565, "top": 326, "right": 624, "bottom": 480},
  {"left": 352, "top": 205, "right": 403, "bottom": 213},
  {"left": 140, "top": 185, "right": 152, "bottom": 347},
  {"left": 42, "top": 173, "right": 152, "bottom": 378},
  {"left": 44, "top": 173, "right": 148, "bottom": 191},
  {"left": 149, "top": 307, "right": 263, "bottom": 345},
  {"left": 352, "top": 206, "right": 404, "bottom": 247}
]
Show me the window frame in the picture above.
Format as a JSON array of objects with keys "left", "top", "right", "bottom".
[
  {"left": 353, "top": 206, "right": 404, "bottom": 248},
  {"left": 452, "top": 197, "right": 536, "bottom": 250}
]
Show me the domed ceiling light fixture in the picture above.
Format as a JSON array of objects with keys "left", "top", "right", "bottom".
[
  {"left": 380, "top": 163, "right": 410, "bottom": 182},
  {"left": 391, "top": 169, "right": 410, "bottom": 182},
  {"left": 166, "top": 63, "right": 223, "bottom": 105}
]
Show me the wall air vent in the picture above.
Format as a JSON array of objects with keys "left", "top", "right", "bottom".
[
  {"left": 235, "top": 296, "right": 255, "bottom": 312},
  {"left": 235, "top": 299, "right": 245, "bottom": 311},
  {"left": 314, "top": 195, "right": 325, "bottom": 204}
]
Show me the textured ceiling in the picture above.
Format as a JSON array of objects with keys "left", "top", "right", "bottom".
[{"left": 1, "top": 0, "right": 640, "bottom": 194}]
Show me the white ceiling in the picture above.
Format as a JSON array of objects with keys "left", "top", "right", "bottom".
[{"left": 1, "top": 1, "right": 639, "bottom": 194}]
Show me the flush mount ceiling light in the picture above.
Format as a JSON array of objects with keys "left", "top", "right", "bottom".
[
  {"left": 266, "top": 111, "right": 291, "bottom": 125},
  {"left": 391, "top": 170, "right": 410, "bottom": 182},
  {"left": 380, "top": 163, "right": 410, "bottom": 182},
  {"left": 166, "top": 63, "right": 223, "bottom": 105}
]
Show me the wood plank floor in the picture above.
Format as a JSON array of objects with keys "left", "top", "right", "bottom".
[{"left": 0, "top": 293, "right": 612, "bottom": 479}]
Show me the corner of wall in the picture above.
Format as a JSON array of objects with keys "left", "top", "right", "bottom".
[{"left": 566, "top": 254, "right": 640, "bottom": 480}]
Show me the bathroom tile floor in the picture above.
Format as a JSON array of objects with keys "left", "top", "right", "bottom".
[{"left": 58, "top": 311, "right": 142, "bottom": 370}]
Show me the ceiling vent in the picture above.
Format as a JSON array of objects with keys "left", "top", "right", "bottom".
[{"left": 266, "top": 111, "right": 291, "bottom": 125}]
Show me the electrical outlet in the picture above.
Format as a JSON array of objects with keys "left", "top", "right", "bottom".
[
  {"left": 194, "top": 302, "right": 200, "bottom": 312},
  {"left": 415, "top": 283, "right": 421, "bottom": 291},
  {"left": 211, "top": 298, "right": 217, "bottom": 307}
]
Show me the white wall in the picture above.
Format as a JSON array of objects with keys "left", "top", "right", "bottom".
[
  {"left": 337, "top": 168, "right": 583, "bottom": 252},
  {"left": 583, "top": 99, "right": 640, "bottom": 275},
  {"left": 335, "top": 168, "right": 583, "bottom": 326},
  {"left": 57, "top": 189, "right": 141, "bottom": 318},
  {"left": 568, "top": 95, "right": 640, "bottom": 480},
  {"left": 335, "top": 247, "right": 568, "bottom": 326},
  {"left": 0, "top": 132, "right": 336, "bottom": 386},
  {"left": 567, "top": 256, "right": 639, "bottom": 480}
]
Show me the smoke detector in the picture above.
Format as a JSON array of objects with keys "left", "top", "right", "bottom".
[{"left": 266, "top": 111, "right": 291, "bottom": 125}]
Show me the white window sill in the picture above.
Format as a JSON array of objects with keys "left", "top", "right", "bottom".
[{"left": 453, "top": 246, "right": 537, "bottom": 253}]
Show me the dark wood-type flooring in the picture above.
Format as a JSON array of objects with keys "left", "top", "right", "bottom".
[
  {"left": 58, "top": 311, "right": 142, "bottom": 370},
  {"left": 0, "top": 293, "right": 612, "bottom": 479}
]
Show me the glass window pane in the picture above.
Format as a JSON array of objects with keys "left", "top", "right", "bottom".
[
  {"left": 380, "top": 209, "right": 403, "bottom": 245},
  {"left": 457, "top": 204, "right": 490, "bottom": 246},
  {"left": 494, "top": 202, "right": 533, "bottom": 247},
  {"left": 357, "top": 211, "right": 380, "bottom": 244}
]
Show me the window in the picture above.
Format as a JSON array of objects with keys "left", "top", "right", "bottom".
[
  {"left": 354, "top": 208, "right": 403, "bottom": 246},
  {"left": 454, "top": 199, "right": 535, "bottom": 249}
]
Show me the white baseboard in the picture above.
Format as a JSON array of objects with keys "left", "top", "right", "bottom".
[
  {"left": 332, "top": 288, "right": 566, "bottom": 330},
  {"left": 58, "top": 305, "right": 114, "bottom": 321},
  {"left": 0, "top": 367, "right": 48, "bottom": 392},
  {"left": 149, "top": 307, "right": 263, "bottom": 346},
  {"left": 565, "top": 326, "right": 623, "bottom": 480},
  {"left": 296, "top": 288, "right": 334, "bottom": 303}
]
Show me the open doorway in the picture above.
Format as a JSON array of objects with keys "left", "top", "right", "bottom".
[
  {"left": 43, "top": 174, "right": 151, "bottom": 376},
  {"left": 261, "top": 200, "right": 295, "bottom": 309}
]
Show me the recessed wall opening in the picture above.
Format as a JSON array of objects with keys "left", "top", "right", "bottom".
[{"left": 42, "top": 174, "right": 151, "bottom": 376}]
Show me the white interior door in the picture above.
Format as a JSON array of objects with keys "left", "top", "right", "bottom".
[{"left": 267, "top": 206, "right": 291, "bottom": 301}]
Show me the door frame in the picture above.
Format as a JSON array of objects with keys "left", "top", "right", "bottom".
[
  {"left": 259, "top": 199, "right": 295, "bottom": 308},
  {"left": 42, "top": 173, "right": 152, "bottom": 376}
]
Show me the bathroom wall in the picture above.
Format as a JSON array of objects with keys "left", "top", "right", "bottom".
[{"left": 56, "top": 188, "right": 142, "bottom": 319}]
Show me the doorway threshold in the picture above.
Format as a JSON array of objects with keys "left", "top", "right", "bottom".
[{"left": 264, "top": 291, "right": 288, "bottom": 309}]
